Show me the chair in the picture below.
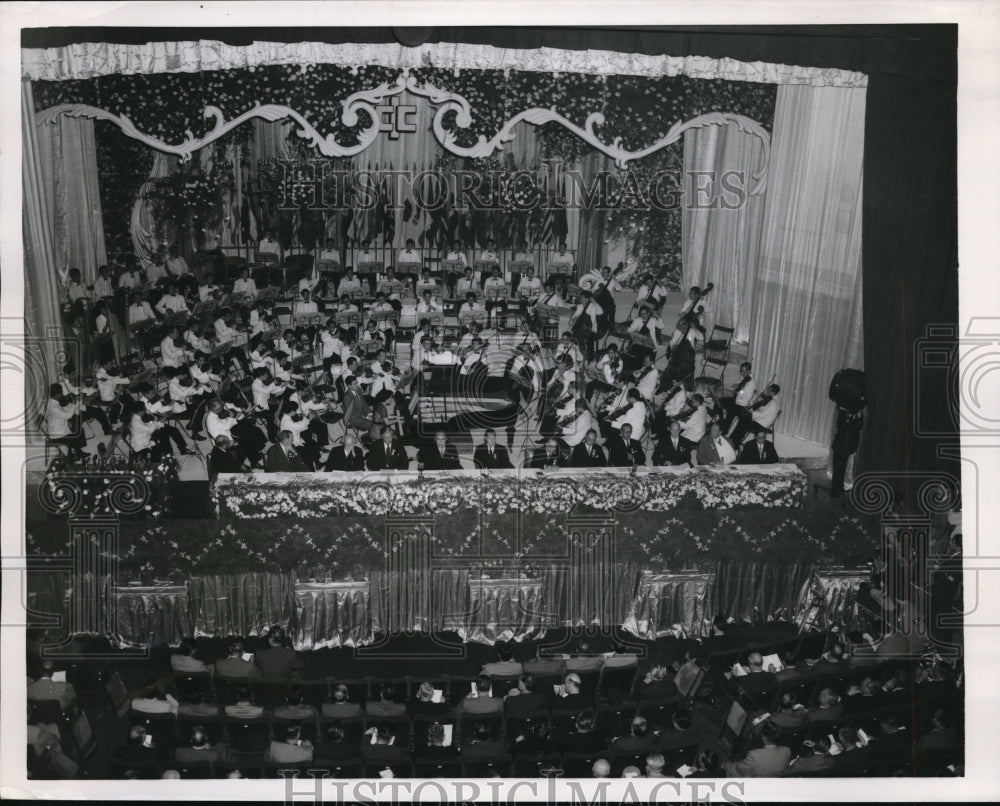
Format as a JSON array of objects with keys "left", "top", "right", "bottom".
[
  {"left": 177, "top": 713, "right": 225, "bottom": 745},
  {"left": 561, "top": 751, "right": 606, "bottom": 777},
  {"left": 504, "top": 716, "right": 547, "bottom": 743},
  {"left": 548, "top": 712, "right": 579, "bottom": 738},
  {"left": 636, "top": 700, "right": 678, "bottom": 731},
  {"left": 458, "top": 712, "right": 502, "bottom": 743},
  {"left": 609, "top": 751, "right": 647, "bottom": 777},
  {"left": 414, "top": 758, "right": 464, "bottom": 777},
  {"left": 362, "top": 759, "right": 413, "bottom": 778},
  {"left": 28, "top": 698, "right": 72, "bottom": 726},
  {"left": 213, "top": 676, "right": 245, "bottom": 706},
  {"left": 487, "top": 674, "right": 522, "bottom": 696},
  {"left": 599, "top": 666, "right": 638, "bottom": 704},
  {"left": 271, "top": 713, "right": 319, "bottom": 742},
  {"left": 225, "top": 718, "right": 272, "bottom": 756},
  {"left": 696, "top": 325, "right": 734, "bottom": 392},
  {"left": 594, "top": 704, "right": 636, "bottom": 740},
  {"left": 251, "top": 680, "right": 290, "bottom": 709},
  {"left": 173, "top": 672, "right": 213, "bottom": 701},
  {"left": 173, "top": 759, "right": 215, "bottom": 779},
  {"left": 296, "top": 680, "right": 329, "bottom": 708}
]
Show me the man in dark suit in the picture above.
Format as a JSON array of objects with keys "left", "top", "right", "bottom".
[
  {"left": 473, "top": 428, "right": 513, "bottom": 469},
  {"left": 527, "top": 437, "right": 569, "bottom": 469},
  {"left": 738, "top": 431, "right": 780, "bottom": 464},
  {"left": 651, "top": 420, "right": 692, "bottom": 466},
  {"left": 324, "top": 432, "right": 367, "bottom": 471},
  {"left": 604, "top": 423, "right": 645, "bottom": 467},
  {"left": 503, "top": 675, "right": 549, "bottom": 718},
  {"left": 209, "top": 435, "right": 244, "bottom": 475},
  {"left": 570, "top": 430, "right": 607, "bottom": 467},
  {"left": 366, "top": 425, "right": 409, "bottom": 470},
  {"left": 254, "top": 626, "right": 302, "bottom": 681},
  {"left": 265, "top": 430, "right": 309, "bottom": 472},
  {"left": 418, "top": 431, "right": 461, "bottom": 470}
]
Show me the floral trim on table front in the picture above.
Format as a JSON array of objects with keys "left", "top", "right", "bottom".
[
  {"left": 213, "top": 467, "right": 807, "bottom": 518},
  {"left": 39, "top": 456, "right": 178, "bottom": 519}
]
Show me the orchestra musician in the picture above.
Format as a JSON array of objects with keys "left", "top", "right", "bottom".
[
  {"left": 557, "top": 397, "right": 598, "bottom": 450},
  {"left": 569, "top": 290, "right": 604, "bottom": 361},
  {"left": 145, "top": 250, "right": 168, "bottom": 286},
  {"left": 337, "top": 269, "right": 363, "bottom": 299},
  {"left": 397, "top": 238, "right": 423, "bottom": 280},
  {"left": 198, "top": 273, "right": 221, "bottom": 302},
  {"left": 341, "top": 375, "right": 373, "bottom": 432},
  {"left": 729, "top": 383, "right": 782, "bottom": 445},
  {"left": 167, "top": 371, "right": 213, "bottom": 439},
  {"left": 205, "top": 397, "right": 266, "bottom": 468},
  {"left": 635, "top": 273, "right": 668, "bottom": 312},
  {"left": 160, "top": 326, "right": 191, "bottom": 369},
  {"left": 232, "top": 267, "right": 259, "bottom": 301},
  {"left": 669, "top": 285, "right": 712, "bottom": 350},
  {"left": 720, "top": 362, "right": 757, "bottom": 432},
  {"left": 600, "top": 387, "right": 647, "bottom": 442},
  {"left": 278, "top": 401, "right": 320, "bottom": 469},
  {"left": 625, "top": 305, "right": 667, "bottom": 369},
  {"left": 257, "top": 231, "right": 281, "bottom": 263},
  {"left": 250, "top": 368, "right": 286, "bottom": 441},
  {"left": 93, "top": 265, "right": 114, "bottom": 300},
  {"left": 483, "top": 266, "right": 508, "bottom": 326},
  {"left": 444, "top": 240, "right": 469, "bottom": 295},
  {"left": 676, "top": 392, "right": 708, "bottom": 444},
  {"left": 632, "top": 352, "right": 660, "bottom": 403}
]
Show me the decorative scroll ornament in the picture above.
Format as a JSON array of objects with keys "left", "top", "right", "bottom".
[
  {"left": 35, "top": 68, "right": 769, "bottom": 190},
  {"left": 38, "top": 471, "right": 150, "bottom": 517}
]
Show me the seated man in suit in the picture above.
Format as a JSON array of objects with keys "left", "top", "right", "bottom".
[
  {"left": 366, "top": 424, "right": 409, "bottom": 471},
  {"left": 551, "top": 673, "right": 591, "bottom": 712},
  {"left": 694, "top": 422, "right": 737, "bottom": 466},
  {"left": 267, "top": 721, "right": 313, "bottom": 764},
  {"left": 806, "top": 687, "right": 845, "bottom": 724},
  {"left": 215, "top": 640, "right": 258, "bottom": 680},
  {"left": 610, "top": 716, "right": 658, "bottom": 754},
  {"left": 528, "top": 437, "right": 570, "bottom": 469},
  {"left": 418, "top": 431, "right": 461, "bottom": 470},
  {"left": 724, "top": 722, "right": 791, "bottom": 777},
  {"left": 365, "top": 682, "right": 406, "bottom": 719},
  {"left": 739, "top": 430, "right": 780, "bottom": 464},
  {"left": 265, "top": 430, "right": 310, "bottom": 473},
  {"left": 503, "top": 674, "right": 548, "bottom": 718},
  {"left": 570, "top": 429, "right": 607, "bottom": 468},
  {"left": 254, "top": 625, "right": 302, "bottom": 681},
  {"left": 652, "top": 420, "right": 692, "bottom": 466},
  {"left": 313, "top": 722, "right": 361, "bottom": 764},
  {"left": 28, "top": 660, "right": 77, "bottom": 711},
  {"left": 324, "top": 432, "right": 367, "bottom": 471},
  {"left": 361, "top": 723, "right": 410, "bottom": 765},
  {"left": 605, "top": 422, "right": 646, "bottom": 467},
  {"left": 458, "top": 675, "right": 504, "bottom": 717},
  {"left": 473, "top": 428, "right": 513, "bottom": 469},
  {"left": 556, "top": 710, "right": 608, "bottom": 754},
  {"left": 461, "top": 721, "right": 511, "bottom": 766},
  {"left": 209, "top": 435, "right": 245, "bottom": 475}
]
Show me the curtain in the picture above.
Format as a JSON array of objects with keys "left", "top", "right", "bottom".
[
  {"left": 22, "top": 81, "right": 64, "bottom": 389},
  {"left": 187, "top": 573, "right": 297, "bottom": 638},
  {"left": 131, "top": 152, "right": 174, "bottom": 269},
  {"left": 114, "top": 584, "right": 193, "bottom": 645},
  {"left": 681, "top": 121, "right": 767, "bottom": 343},
  {"left": 713, "top": 561, "right": 814, "bottom": 624},
  {"left": 624, "top": 571, "right": 714, "bottom": 639},
  {"left": 746, "top": 84, "right": 866, "bottom": 446},
  {"left": 36, "top": 114, "right": 107, "bottom": 283},
  {"left": 294, "top": 581, "right": 371, "bottom": 650}
]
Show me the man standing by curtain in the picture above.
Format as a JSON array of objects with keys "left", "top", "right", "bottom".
[{"left": 831, "top": 405, "right": 864, "bottom": 497}]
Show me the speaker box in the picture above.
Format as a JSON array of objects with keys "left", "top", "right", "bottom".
[{"left": 829, "top": 368, "right": 866, "bottom": 411}]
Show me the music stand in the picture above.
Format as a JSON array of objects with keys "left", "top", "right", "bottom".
[
  {"left": 336, "top": 311, "right": 361, "bottom": 329},
  {"left": 510, "top": 260, "right": 535, "bottom": 274},
  {"left": 397, "top": 261, "right": 422, "bottom": 275},
  {"left": 293, "top": 313, "right": 323, "bottom": 328},
  {"left": 441, "top": 260, "right": 465, "bottom": 274},
  {"left": 357, "top": 261, "right": 383, "bottom": 277},
  {"left": 717, "top": 699, "right": 749, "bottom": 757}
]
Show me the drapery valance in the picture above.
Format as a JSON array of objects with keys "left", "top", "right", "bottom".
[{"left": 22, "top": 40, "right": 869, "bottom": 88}]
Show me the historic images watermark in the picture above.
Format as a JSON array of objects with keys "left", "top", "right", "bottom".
[{"left": 272, "top": 159, "right": 751, "bottom": 213}]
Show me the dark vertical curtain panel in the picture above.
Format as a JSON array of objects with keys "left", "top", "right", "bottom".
[
  {"left": 625, "top": 571, "right": 715, "bottom": 639},
  {"left": 25, "top": 570, "right": 67, "bottom": 632},
  {"left": 294, "top": 581, "right": 371, "bottom": 649},
  {"left": 187, "top": 573, "right": 297, "bottom": 638},
  {"left": 114, "top": 585, "right": 192, "bottom": 645},
  {"left": 712, "top": 561, "right": 813, "bottom": 624}
]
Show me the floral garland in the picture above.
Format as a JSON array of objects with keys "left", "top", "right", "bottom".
[
  {"left": 145, "top": 164, "right": 233, "bottom": 247},
  {"left": 212, "top": 469, "right": 807, "bottom": 519},
  {"left": 40, "top": 455, "right": 178, "bottom": 519}
]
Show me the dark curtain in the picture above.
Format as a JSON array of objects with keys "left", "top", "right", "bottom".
[
  {"left": 115, "top": 584, "right": 193, "bottom": 645},
  {"left": 713, "top": 561, "right": 813, "bottom": 624},
  {"left": 187, "top": 573, "right": 297, "bottom": 638},
  {"left": 626, "top": 571, "right": 714, "bottom": 639},
  {"left": 294, "top": 581, "right": 371, "bottom": 649}
]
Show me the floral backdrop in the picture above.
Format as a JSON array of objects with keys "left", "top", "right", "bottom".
[{"left": 35, "top": 65, "right": 776, "bottom": 288}]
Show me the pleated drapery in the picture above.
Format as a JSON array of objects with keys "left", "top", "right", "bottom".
[
  {"left": 35, "top": 111, "right": 108, "bottom": 283},
  {"left": 187, "top": 573, "right": 298, "bottom": 639},
  {"left": 712, "top": 561, "right": 814, "bottom": 625},
  {"left": 746, "top": 84, "right": 865, "bottom": 446},
  {"left": 294, "top": 581, "right": 371, "bottom": 650},
  {"left": 115, "top": 584, "right": 193, "bottom": 646},
  {"left": 681, "top": 121, "right": 767, "bottom": 344},
  {"left": 21, "top": 81, "right": 64, "bottom": 387},
  {"left": 624, "top": 571, "right": 715, "bottom": 640}
]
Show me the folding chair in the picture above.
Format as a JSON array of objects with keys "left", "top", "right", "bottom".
[{"left": 696, "top": 324, "right": 734, "bottom": 392}]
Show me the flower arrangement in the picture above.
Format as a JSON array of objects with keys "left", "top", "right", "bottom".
[
  {"left": 146, "top": 164, "right": 233, "bottom": 247},
  {"left": 40, "top": 455, "right": 178, "bottom": 519},
  {"left": 213, "top": 468, "right": 807, "bottom": 519}
]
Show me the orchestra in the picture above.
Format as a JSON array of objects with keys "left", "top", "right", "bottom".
[{"left": 52, "top": 242, "right": 782, "bottom": 476}]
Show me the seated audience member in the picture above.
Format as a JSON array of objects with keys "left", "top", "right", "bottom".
[
  {"left": 131, "top": 680, "right": 179, "bottom": 715},
  {"left": 416, "top": 721, "right": 460, "bottom": 761},
  {"left": 738, "top": 430, "right": 780, "bottom": 464},
  {"left": 552, "top": 673, "right": 591, "bottom": 712},
  {"left": 511, "top": 721, "right": 552, "bottom": 757},
  {"left": 322, "top": 684, "right": 363, "bottom": 720},
  {"left": 652, "top": 420, "right": 692, "bottom": 466},
  {"left": 473, "top": 428, "right": 514, "bottom": 469},
  {"left": 807, "top": 687, "right": 844, "bottom": 724},
  {"left": 224, "top": 686, "right": 264, "bottom": 720},
  {"left": 564, "top": 639, "right": 603, "bottom": 674},
  {"left": 658, "top": 711, "right": 697, "bottom": 750},
  {"left": 113, "top": 726, "right": 159, "bottom": 766},
  {"left": 209, "top": 435, "right": 245, "bottom": 475},
  {"left": 324, "top": 432, "right": 368, "bottom": 472},
  {"left": 170, "top": 639, "right": 211, "bottom": 674},
  {"left": 644, "top": 752, "right": 667, "bottom": 778},
  {"left": 28, "top": 660, "right": 77, "bottom": 711},
  {"left": 695, "top": 421, "right": 737, "bottom": 466},
  {"left": 461, "top": 721, "right": 511, "bottom": 765},
  {"left": 176, "top": 693, "right": 219, "bottom": 720},
  {"left": 313, "top": 722, "right": 359, "bottom": 763},
  {"left": 254, "top": 626, "right": 302, "bottom": 681},
  {"left": 557, "top": 710, "right": 607, "bottom": 754},
  {"left": 215, "top": 641, "right": 258, "bottom": 680},
  {"left": 786, "top": 735, "right": 836, "bottom": 775},
  {"left": 769, "top": 692, "right": 808, "bottom": 730},
  {"left": 528, "top": 437, "right": 569, "bottom": 469},
  {"left": 366, "top": 682, "right": 406, "bottom": 719},
  {"left": 366, "top": 424, "right": 409, "bottom": 471},
  {"left": 418, "top": 431, "right": 461, "bottom": 470},
  {"left": 482, "top": 643, "right": 523, "bottom": 678},
  {"left": 636, "top": 664, "right": 678, "bottom": 702},
  {"left": 916, "top": 708, "right": 957, "bottom": 752},
  {"left": 503, "top": 674, "right": 548, "bottom": 717},
  {"left": 688, "top": 749, "right": 722, "bottom": 778},
  {"left": 273, "top": 688, "right": 316, "bottom": 721},
  {"left": 460, "top": 675, "right": 504, "bottom": 716},
  {"left": 408, "top": 682, "right": 451, "bottom": 718},
  {"left": 724, "top": 722, "right": 791, "bottom": 777},
  {"left": 174, "top": 726, "right": 225, "bottom": 764},
  {"left": 611, "top": 716, "right": 657, "bottom": 753},
  {"left": 591, "top": 758, "right": 612, "bottom": 778},
  {"left": 362, "top": 723, "right": 409, "bottom": 764},
  {"left": 523, "top": 653, "right": 564, "bottom": 677},
  {"left": 265, "top": 430, "right": 309, "bottom": 473},
  {"left": 268, "top": 721, "right": 314, "bottom": 763}
]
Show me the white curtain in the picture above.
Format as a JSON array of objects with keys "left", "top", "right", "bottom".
[
  {"left": 131, "top": 153, "right": 174, "bottom": 269},
  {"left": 681, "top": 122, "right": 767, "bottom": 343},
  {"left": 747, "top": 84, "right": 866, "bottom": 446},
  {"left": 35, "top": 113, "right": 108, "bottom": 282},
  {"left": 22, "top": 81, "right": 64, "bottom": 385}
]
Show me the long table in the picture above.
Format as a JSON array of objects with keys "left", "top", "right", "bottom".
[{"left": 212, "top": 464, "right": 808, "bottom": 518}]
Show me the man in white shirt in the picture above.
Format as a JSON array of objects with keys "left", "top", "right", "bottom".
[
  {"left": 376, "top": 267, "right": 407, "bottom": 304},
  {"left": 145, "top": 253, "right": 168, "bottom": 285},
  {"left": 633, "top": 353, "right": 660, "bottom": 402},
  {"left": 678, "top": 393, "right": 708, "bottom": 443},
  {"left": 606, "top": 388, "right": 647, "bottom": 442},
  {"left": 155, "top": 284, "right": 189, "bottom": 315},
  {"left": 397, "top": 238, "right": 422, "bottom": 276},
  {"left": 459, "top": 293, "right": 486, "bottom": 324},
  {"left": 214, "top": 314, "right": 241, "bottom": 344},
  {"left": 232, "top": 269, "right": 259, "bottom": 301},
  {"left": 317, "top": 238, "right": 340, "bottom": 272},
  {"left": 354, "top": 241, "right": 380, "bottom": 273},
  {"left": 628, "top": 307, "right": 667, "bottom": 351},
  {"left": 482, "top": 267, "right": 508, "bottom": 325},
  {"left": 635, "top": 273, "right": 668, "bottom": 311},
  {"left": 128, "top": 298, "right": 156, "bottom": 326},
  {"left": 554, "top": 332, "right": 585, "bottom": 368},
  {"left": 516, "top": 268, "right": 542, "bottom": 306},
  {"left": 117, "top": 264, "right": 143, "bottom": 291},
  {"left": 559, "top": 398, "right": 598, "bottom": 449},
  {"left": 443, "top": 241, "right": 469, "bottom": 296},
  {"left": 198, "top": 274, "right": 221, "bottom": 302},
  {"left": 337, "top": 270, "right": 363, "bottom": 298},
  {"left": 730, "top": 384, "right": 781, "bottom": 445},
  {"left": 159, "top": 327, "right": 189, "bottom": 368},
  {"left": 549, "top": 242, "right": 574, "bottom": 270},
  {"left": 165, "top": 245, "right": 191, "bottom": 279},
  {"left": 92, "top": 266, "right": 114, "bottom": 299},
  {"left": 721, "top": 362, "right": 757, "bottom": 433},
  {"left": 251, "top": 369, "right": 286, "bottom": 437},
  {"left": 416, "top": 289, "right": 443, "bottom": 314},
  {"left": 278, "top": 402, "right": 317, "bottom": 468},
  {"left": 258, "top": 232, "right": 281, "bottom": 262},
  {"left": 45, "top": 389, "right": 86, "bottom": 458},
  {"left": 477, "top": 240, "right": 500, "bottom": 272},
  {"left": 455, "top": 267, "right": 478, "bottom": 298},
  {"left": 293, "top": 289, "right": 319, "bottom": 317}
]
